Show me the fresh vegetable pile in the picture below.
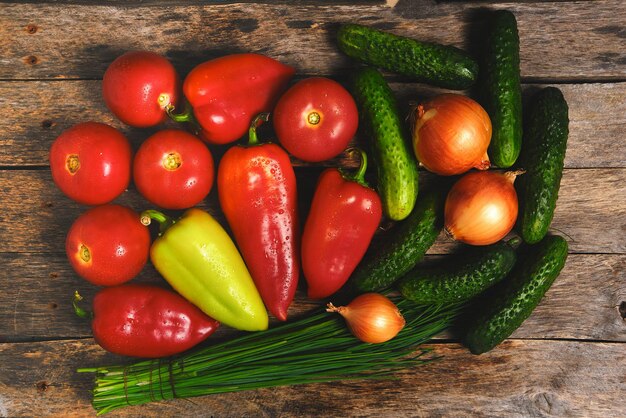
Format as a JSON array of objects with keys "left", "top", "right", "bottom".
[{"left": 48, "top": 10, "right": 570, "bottom": 414}]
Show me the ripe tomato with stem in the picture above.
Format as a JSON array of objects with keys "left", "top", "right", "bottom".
[
  {"left": 133, "top": 129, "right": 214, "bottom": 209},
  {"left": 66, "top": 204, "right": 150, "bottom": 286},
  {"left": 102, "top": 50, "right": 180, "bottom": 128},
  {"left": 273, "top": 77, "right": 358, "bottom": 162},
  {"left": 49, "top": 122, "right": 132, "bottom": 205}
]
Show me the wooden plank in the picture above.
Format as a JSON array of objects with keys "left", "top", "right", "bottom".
[
  {"left": 1, "top": 80, "right": 624, "bottom": 168},
  {"left": 0, "top": 2, "right": 622, "bottom": 417},
  {"left": 0, "top": 168, "right": 624, "bottom": 254},
  {"left": 508, "top": 254, "right": 626, "bottom": 342},
  {"left": 552, "top": 82, "right": 626, "bottom": 168},
  {"left": 1, "top": 1, "right": 624, "bottom": 80},
  {"left": 0, "top": 252, "right": 623, "bottom": 343},
  {"left": 0, "top": 80, "right": 175, "bottom": 167},
  {"left": 8, "top": 0, "right": 384, "bottom": 5},
  {"left": 0, "top": 251, "right": 321, "bottom": 343},
  {"left": 0, "top": 339, "right": 623, "bottom": 417}
]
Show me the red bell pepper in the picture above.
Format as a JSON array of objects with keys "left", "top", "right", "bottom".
[
  {"left": 176, "top": 53, "right": 294, "bottom": 145},
  {"left": 217, "top": 114, "right": 299, "bottom": 321},
  {"left": 74, "top": 284, "right": 219, "bottom": 358},
  {"left": 302, "top": 149, "right": 383, "bottom": 299}
]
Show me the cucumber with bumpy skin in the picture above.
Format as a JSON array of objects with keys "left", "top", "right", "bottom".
[
  {"left": 481, "top": 10, "right": 523, "bottom": 168},
  {"left": 351, "top": 66, "right": 419, "bottom": 221},
  {"left": 463, "top": 235, "right": 568, "bottom": 354},
  {"left": 516, "top": 87, "right": 569, "bottom": 244},
  {"left": 350, "top": 186, "right": 445, "bottom": 293},
  {"left": 398, "top": 239, "right": 518, "bottom": 305},
  {"left": 337, "top": 23, "right": 478, "bottom": 90}
]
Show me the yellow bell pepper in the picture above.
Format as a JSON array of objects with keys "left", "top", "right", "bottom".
[{"left": 141, "top": 208, "right": 268, "bottom": 331}]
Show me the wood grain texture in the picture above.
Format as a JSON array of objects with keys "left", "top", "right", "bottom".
[
  {"left": 1, "top": 252, "right": 623, "bottom": 343},
  {"left": 1, "top": 1, "right": 625, "bottom": 80},
  {"left": 0, "top": 339, "right": 624, "bottom": 417},
  {"left": 7, "top": 0, "right": 384, "bottom": 5},
  {"left": 508, "top": 254, "right": 626, "bottom": 342},
  {"left": 1, "top": 80, "right": 624, "bottom": 168},
  {"left": 0, "top": 1, "right": 624, "bottom": 416},
  {"left": 1, "top": 168, "right": 624, "bottom": 254}
]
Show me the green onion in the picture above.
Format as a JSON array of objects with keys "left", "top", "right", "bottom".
[{"left": 79, "top": 299, "right": 460, "bottom": 415}]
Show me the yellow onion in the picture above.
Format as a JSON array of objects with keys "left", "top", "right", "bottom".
[
  {"left": 412, "top": 94, "right": 492, "bottom": 176},
  {"left": 326, "top": 293, "right": 405, "bottom": 343},
  {"left": 444, "top": 170, "right": 523, "bottom": 246}
]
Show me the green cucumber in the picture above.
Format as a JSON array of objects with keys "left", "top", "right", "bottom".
[
  {"left": 516, "top": 87, "right": 569, "bottom": 244},
  {"left": 481, "top": 10, "right": 523, "bottom": 168},
  {"left": 350, "top": 186, "right": 445, "bottom": 293},
  {"left": 398, "top": 239, "right": 518, "bottom": 305},
  {"left": 351, "top": 66, "right": 419, "bottom": 221},
  {"left": 463, "top": 235, "right": 568, "bottom": 354},
  {"left": 337, "top": 23, "right": 478, "bottom": 90}
]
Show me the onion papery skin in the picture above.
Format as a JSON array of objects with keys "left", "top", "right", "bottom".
[
  {"left": 445, "top": 170, "right": 519, "bottom": 246},
  {"left": 327, "top": 293, "right": 405, "bottom": 344},
  {"left": 413, "top": 94, "right": 492, "bottom": 176}
]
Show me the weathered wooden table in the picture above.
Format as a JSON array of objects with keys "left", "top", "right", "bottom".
[{"left": 1, "top": 1, "right": 624, "bottom": 416}]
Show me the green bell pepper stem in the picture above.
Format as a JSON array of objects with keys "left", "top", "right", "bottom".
[
  {"left": 340, "top": 147, "right": 370, "bottom": 188},
  {"left": 141, "top": 210, "right": 176, "bottom": 236},
  {"left": 73, "top": 291, "right": 93, "bottom": 320},
  {"left": 165, "top": 101, "right": 193, "bottom": 123},
  {"left": 248, "top": 113, "right": 271, "bottom": 146}
]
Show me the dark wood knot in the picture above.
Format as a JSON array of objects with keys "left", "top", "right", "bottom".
[{"left": 25, "top": 55, "right": 39, "bottom": 65}]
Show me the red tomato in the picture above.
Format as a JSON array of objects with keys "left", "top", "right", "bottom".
[
  {"left": 66, "top": 205, "right": 151, "bottom": 286},
  {"left": 102, "top": 50, "right": 180, "bottom": 128},
  {"left": 133, "top": 130, "right": 214, "bottom": 209},
  {"left": 49, "top": 122, "right": 131, "bottom": 205},
  {"left": 273, "top": 77, "right": 358, "bottom": 162}
]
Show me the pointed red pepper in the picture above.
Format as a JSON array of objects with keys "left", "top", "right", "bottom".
[
  {"left": 302, "top": 149, "right": 383, "bottom": 299},
  {"left": 74, "top": 284, "right": 219, "bottom": 358},
  {"left": 217, "top": 114, "right": 300, "bottom": 321},
  {"left": 174, "top": 53, "right": 294, "bottom": 145}
]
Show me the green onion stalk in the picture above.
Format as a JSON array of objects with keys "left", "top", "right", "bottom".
[{"left": 79, "top": 299, "right": 460, "bottom": 415}]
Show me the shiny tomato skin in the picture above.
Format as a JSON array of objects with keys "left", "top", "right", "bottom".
[
  {"left": 102, "top": 50, "right": 180, "bottom": 128},
  {"left": 133, "top": 129, "right": 214, "bottom": 209},
  {"left": 66, "top": 205, "right": 151, "bottom": 286},
  {"left": 273, "top": 77, "right": 358, "bottom": 162},
  {"left": 49, "top": 122, "right": 131, "bottom": 205}
]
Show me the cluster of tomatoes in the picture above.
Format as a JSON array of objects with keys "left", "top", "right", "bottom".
[{"left": 49, "top": 50, "right": 363, "bottom": 305}]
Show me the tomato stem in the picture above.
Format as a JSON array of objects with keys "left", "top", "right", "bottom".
[
  {"left": 141, "top": 209, "right": 175, "bottom": 236},
  {"left": 307, "top": 111, "right": 321, "bottom": 125},
  {"left": 248, "top": 113, "right": 270, "bottom": 146},
  {"left": 66, "top": 154, "right": 80, "bottom": 175},
  {"left": 162, "top": 152, "right": 182, "bottom": 171},
  {"left": 73, "top": 291, "right": 93, "bottom": 320},
  {"left": 79, "top": 244, "right": 91, "bottom": 263},
  {"left": 341, "top": 148, "right": 369, "bottom": 187}
]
